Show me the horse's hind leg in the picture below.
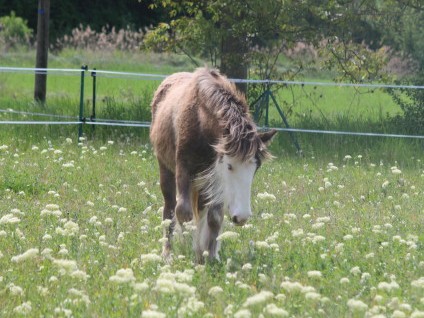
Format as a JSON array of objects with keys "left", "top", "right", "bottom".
[{"left": 159, "top": 161, "right": 176, "bottom": 260}]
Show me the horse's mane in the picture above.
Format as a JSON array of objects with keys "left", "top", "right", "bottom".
[{"left": 194, "top": 67, "right": 270, "bottom": 160}]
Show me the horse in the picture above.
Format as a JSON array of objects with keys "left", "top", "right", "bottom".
[{"left": 150, "top": 67, "right": 276, "bottom": 262}]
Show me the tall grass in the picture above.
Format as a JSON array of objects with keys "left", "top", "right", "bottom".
[{"left": 0, "top": 136, "right": 423, "bottom": 317}]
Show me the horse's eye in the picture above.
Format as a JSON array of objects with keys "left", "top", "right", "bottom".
[{"left": 227, "top": 164, "right": 233, "bottom": 171}]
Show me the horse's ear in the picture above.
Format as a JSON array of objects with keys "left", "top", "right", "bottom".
[{"left": 259, "top": 129, "right": 277, "bottom": 146}]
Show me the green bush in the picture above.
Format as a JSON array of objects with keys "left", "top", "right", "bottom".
[
  {"left": 0, "top": 11, "right": 33, "bottom": 49},
  {"left": 388, "top": 73, "right": 424, "bottom": 134}
]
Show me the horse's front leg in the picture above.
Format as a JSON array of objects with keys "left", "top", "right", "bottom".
[
  {"left": 207, "top": 204, "right": 224, "bottom": 260},
  {"left": 195, "top": 204, "right": 224, "bottom": 262},
  {"left": 175, "top": 162, "right": 194, "bottom": 224}
]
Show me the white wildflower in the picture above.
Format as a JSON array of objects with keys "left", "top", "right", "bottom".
[
  {"left": 305, "top": 291, "right": 321, "bottom": 301},
  {"left": 0, "top": 213, "right": 20, "bottom": 224},
  {"left": 281, "top": 281, "right": 303, "bottom": 293},
  {"left": 255, "top": 241, "right": 270, "bottom": 249},
  {"left": 365, "top": 253, "right": 375, "bottom": 259},
  {"left": 216, "top": 231, "right": 239, "bottom": 241},
  {"left": 411, "top": 310, "right": 424, "bottom": 318},
  {"left": 174, "top": 282, "right": 196, "bottom": 297},
  {"left": 391, "top": 167, "right": 402, "bottom": 174},
  {"left": 8, "top": 283, "right": 24, "bottom": 295},
  {"left": 11, "top": 248, "right": 39, "bottom": 263},
  {"left": 62, "top": 162, "right": 75, "bottom": 168},
  {"left": 242, "top": 290, "right": 273, "bottom": 307},
  {"left": 350, "top": 266, "right": 361, "bottom": 276},
  {"left": 132, "top": 282, "right": 149, "bottom": 292},
  {"left": 109, "top": 268, "right": 136, "bottom": 284},
  {"left": 13, "top": 301, "right": 32, "bottom": 314},
  {"left": 263, "top": 303, "right": 288, "bottom": 317},
  {"left": 312, "top": 222, "right": 325, "bottom": 230},
  {"left": 155, "top": 278, "right": 174, "bottom": 293},
  {"left": 378, "top": 281, "right": 400, "bottom": 292},
  {"left": 316, "top": 216, "right": 331, "bottom": 223},
  {"left": 177, "top": 297, "right": 204, "bottom": 316},
  {"left": 343, "top": 234, "right": 354, "bottom": 241},
  {"left": 141, "top": 310, "right": 166, "bottom": 318},
  {"left": 307, "top": 270, "right": 322, "bottom": 279},
  {"left": 140, "top": 253, "right": 162, "bottom": 264},
  {"left": 208, "top": 286, "right": 224, "bottom": 297},
  {"left": 411, "top": 277, "right": 424, "bottom": 289},
  {"left": 68, "top": 288, "right": 91, "bottom": 306},
  {"left": 70, "top": 270, "right": 90, "bottom": 281},
  {"left": 53, "top": 259, "right": 78, "bottom": 274},
  {"left": 292, "top": 228, "right": 304, "bottom": 237},
  {"left": 257, "top": 192, "right": 277, "bottom": 201},
  {"left": 347, "top": 299, "right": 368, "bottom": 312},
  {"left": 41, "top": 248, "right": 53, "bottom": 260},
  {"left": 234, "top": 309, "right": 252, "bottom": 318},
  {"left": 41, "top": 204, "right": 62, "bottom": 217},
  {"left": 392, "top": 310, "right": 407, "bottom": 318}
]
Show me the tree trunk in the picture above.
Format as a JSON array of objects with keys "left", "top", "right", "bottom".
[
  {"left": 34, "top": 0, "right": 50, "bottom": 103},
  {"left": 220, "top": 32, "right": 248, "bottom": 96}
]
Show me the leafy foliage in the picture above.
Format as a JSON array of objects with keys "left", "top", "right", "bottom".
[
  {"left": 143, "top": 1, "right": 397, "bottom": 84},
  {"left": 388, "top": 74, "right": 424, "bottom": 134},
  {"left": 0, "top": 11, "right": 33, "bottom": 49}
]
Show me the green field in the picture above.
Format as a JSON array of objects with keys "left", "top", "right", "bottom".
[{"left": 1, "top": 50, "right": 424, "bottom": 317}]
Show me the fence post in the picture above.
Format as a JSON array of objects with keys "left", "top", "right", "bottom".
[
  {"left": 90, "top": 68, "right": 97, "bottom": 133},
  {"left": 78, "top": 65, "right": 88, "bottom": 140}
]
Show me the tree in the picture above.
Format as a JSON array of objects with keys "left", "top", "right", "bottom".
[{"left": 142, "top": 0, "right": 399, "bottom": 96}]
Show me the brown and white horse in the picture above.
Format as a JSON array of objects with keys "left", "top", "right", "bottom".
[{"left": 150, "top": 67, "right": 276, "bottom": 262}]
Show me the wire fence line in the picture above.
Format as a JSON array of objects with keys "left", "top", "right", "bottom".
[
  {"left": 1, "top": 118, "right": 424, "bottom": 140},
  {"left": 0, "top": 108, "right": 77, "bottom": 120},
  {"left": 1, "top": 66, "right": 424, "bottom": 140},
  {"left": 2, "top": 66, "right": 424, "bottom": 89}
]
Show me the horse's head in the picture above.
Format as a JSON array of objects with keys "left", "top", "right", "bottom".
[{"left": 203, "top": 129, "right": 277, "bottom": 226}]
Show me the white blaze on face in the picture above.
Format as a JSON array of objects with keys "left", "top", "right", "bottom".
[{"left": 220, "top": 154, "right": 257, "bottom": 225}]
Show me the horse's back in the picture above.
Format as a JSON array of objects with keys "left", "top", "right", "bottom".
[
  {"left": 151, "top": 72, "right": 193, "bottom": 119},
  {"left": 150, "top": 72, "right": 194, "bottom": 171}
]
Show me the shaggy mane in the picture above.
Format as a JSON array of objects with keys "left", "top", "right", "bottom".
[{"left": 194, "top": 68, "right": 271, "bottom": 161}]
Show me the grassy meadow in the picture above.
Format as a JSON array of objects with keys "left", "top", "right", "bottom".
[{"left": 1, "top": 49, "right": 424, "bottom": 317}]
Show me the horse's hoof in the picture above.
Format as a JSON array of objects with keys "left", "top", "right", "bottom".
[
  {"left": 162, "top": 247, "right": 173, "bottom": 264},
  {"left": 175, "top": 202, "right": 193, "bottom": 224}
]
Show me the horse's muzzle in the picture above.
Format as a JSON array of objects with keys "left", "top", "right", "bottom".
[{"left": 232, "top": 215, "right": 248, "bottom": 226}]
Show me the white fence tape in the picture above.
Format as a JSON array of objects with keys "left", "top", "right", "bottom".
[{"left": 1, "top": 66, "right": 424, "bottom": 140}]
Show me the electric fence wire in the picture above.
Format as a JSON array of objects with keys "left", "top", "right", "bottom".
[
  {"left": 2, "top": 66, "right": 424, "bottom": 89},
  {"left": 1, "top": 66, "right": 424, "bottom": 139}
]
